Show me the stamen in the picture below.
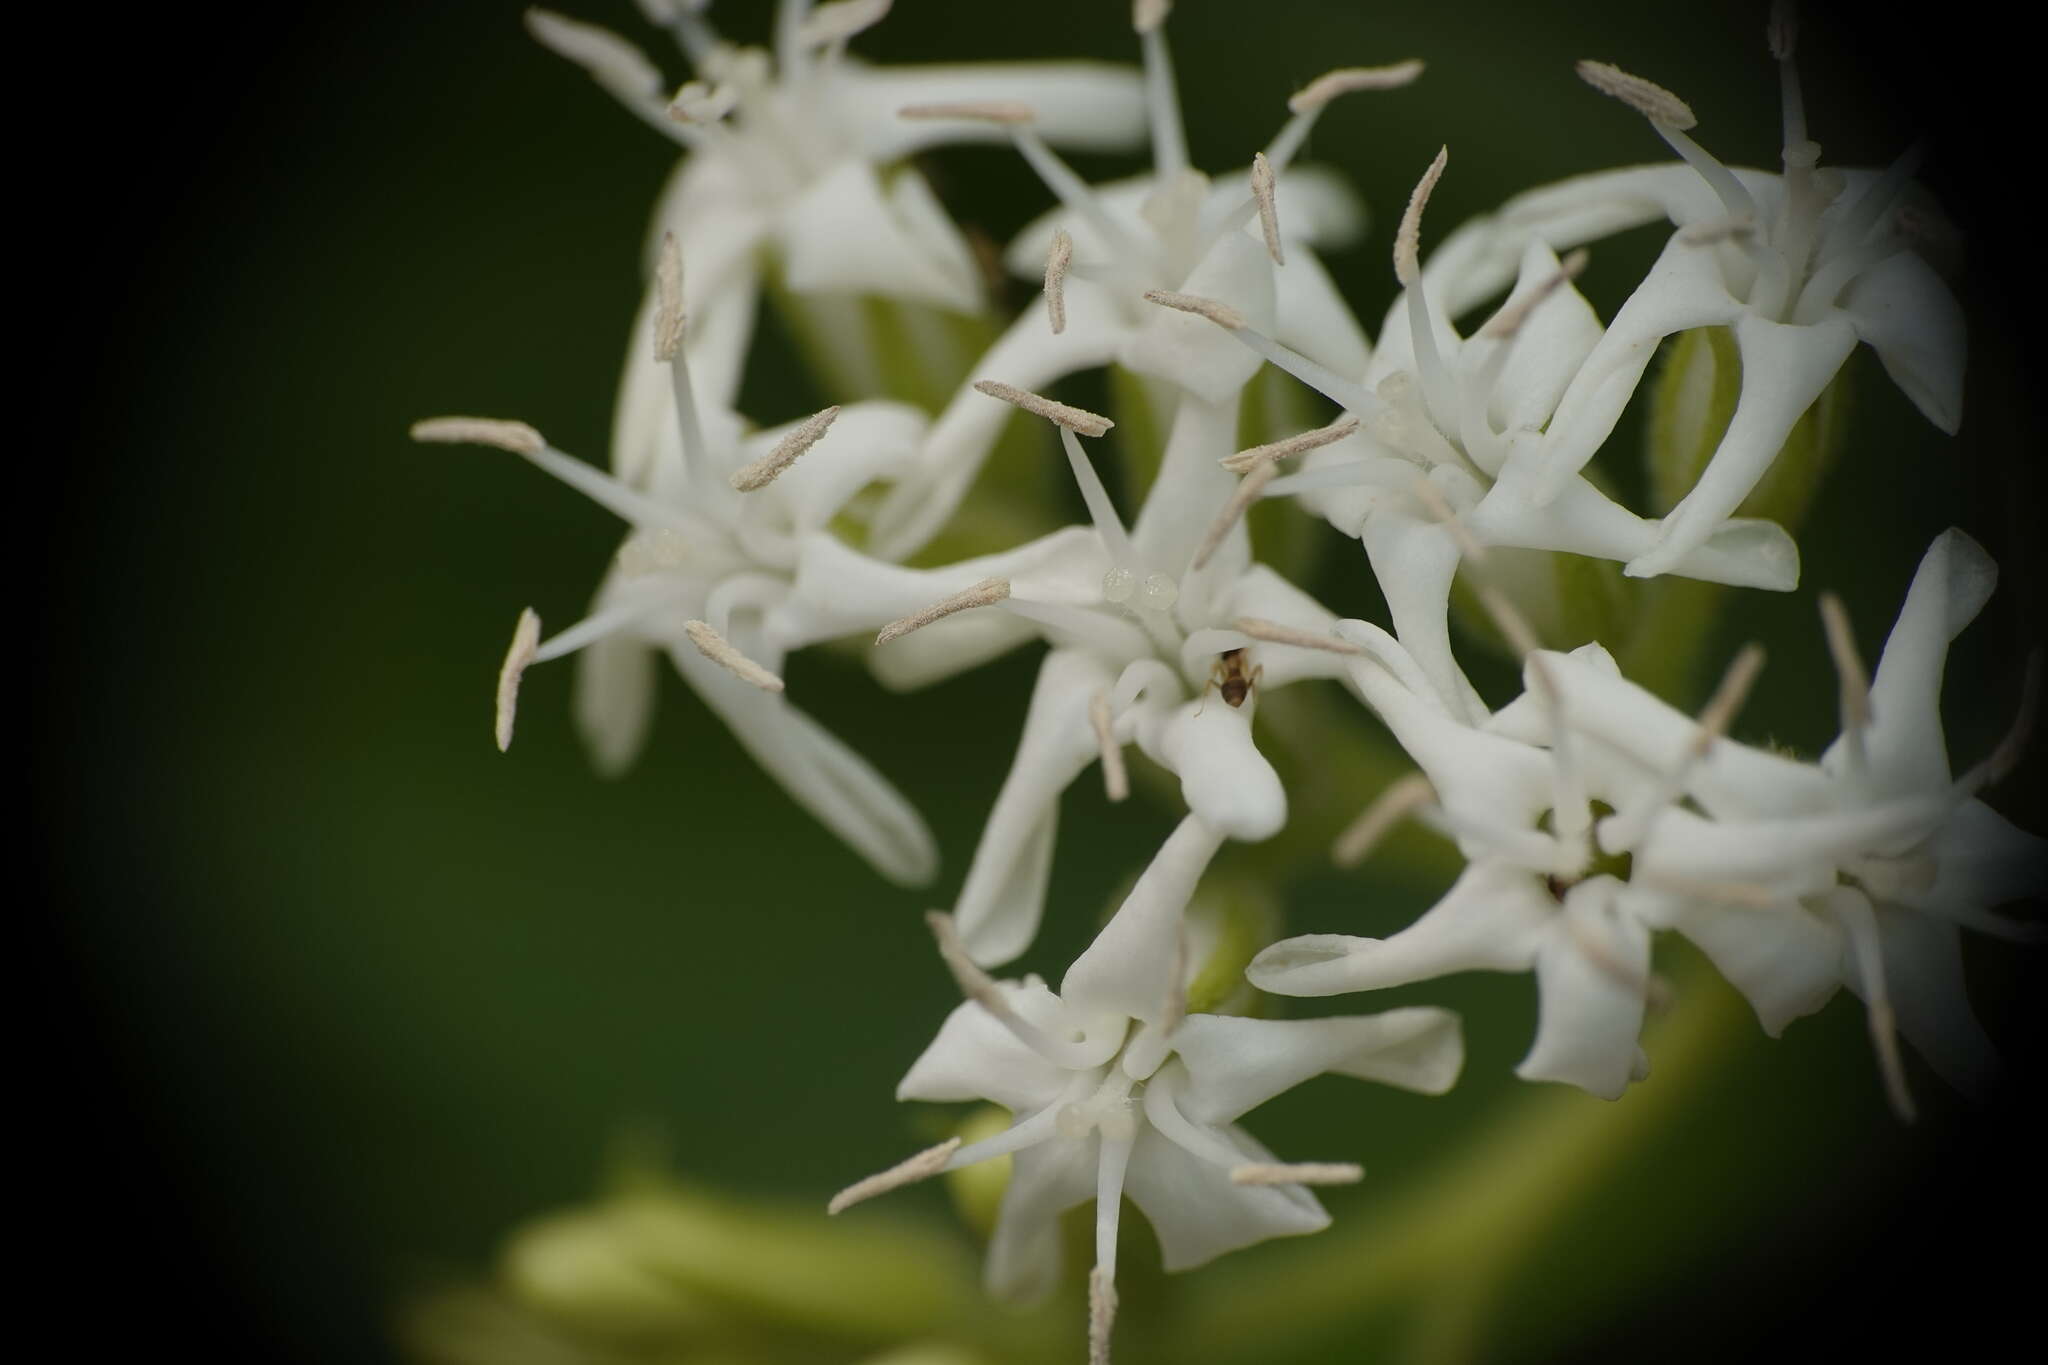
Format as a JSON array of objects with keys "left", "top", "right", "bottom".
[
  {"left": 495, "top": 608, "right": 542, "bottom": 752},
  {"left": 653, "top": 232, "right": 686, "bottom": 362},
  {"left": 1061, "top": 428, "right": 1138, "bottom": 568},
  {"left": 1818, "top": 592, "right": 1871, "bottom": 773},
  {"left": 1212, "top": 321, "right": 1382, "bottom": 415},
  {"left": 1250, "top": 152, "right": 1284, "bottom": 265},
  {"left": 1332, "top": 772, "right": 1437, "bottom": 869},
  {"left": 1475, "top": 248, "right": 1590, "bottom": 340},
  {"left": 683, "top": 619, "right": 785, "bottom": 692},
  {"left": 875, "top": 578, "right": 1012, "bottom": 646},
  {"left": 1135, "top": 2, "right": 1188, "bottom": 179},
  {"left": 410, "top": 416, "right": 544, "bottom": 456},
  {"left": 972, "top": 380, "right": 1114, "bottom": 436},
  {"left": 1231, "top": 617, "right": 1368, "bottom": 656},
  {"left": 1836, "top": 893, "right": 1916, "bottom": 1122},
  {"left": 1091, "top": 691, "right": 1130, "bottom": 802},
  {"left": 1393, "top": 146, "right": 1448, "bottom": 287},
  {"left": 1767, "top": 0, "right": 1800, "bottom": 61},
  {"left": 1287, "top": 61, "right": 1426, "bottom": 113},
  {"left": 1132, "top": 0, "right": 1171, "bottom": 34},
  {"left": 1230, "top": 1162, "right": 1364, "bottom": 1186},
  {"left": 797, "top": 0, "right": 892, "bottom": 45},
  {"left": 730, "top": 405, "right": 840, "bottom": 492},
  {"left": 897, "top": 100, "right": 1036, "bottom": 125},
  {"left": 827, "top": 1137, "right": 961, "bottom": 1215},
  {"left": 1693, "top": 642, "right": 1767, "bottom": 755},
  {"left": 1574, "top": 60, "right": 1697, "bottom": 129},
  {"left": 1044, "top": 228, "right": 1073, "bottom": 335},
  {"left": 1956, "top": 648, "right": 2043, "bottom": 796},
  {"left": 1089, "top": 1267, "right": 1118, "bottom": 1365},
  {"left": 1219, "top": 417, "right": 1361, "bottom": 474},
  {"left": 1142, "top": 289, "right": 1246, "bottom": 330},
  {"left": 925, "top": 912, "right": 1101, "bottom": 1066},
  {"left": 1190, "top": 465, "right": 1275, "bottom": 572}
]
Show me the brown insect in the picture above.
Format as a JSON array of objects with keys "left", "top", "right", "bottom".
[{"left": 1208, "top": 647, "right": 1263, "bottom": 709}]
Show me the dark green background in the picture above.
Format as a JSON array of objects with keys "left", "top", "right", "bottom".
[{"left": 43, "top": 1, "right": 2043, "bottom": 1360}]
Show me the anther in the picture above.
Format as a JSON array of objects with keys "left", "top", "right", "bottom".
[
  {"left": 827, "top": 1137, "right": 961, "bottom": 1215},
  {"left": 1044, "top": 228, "right": 1073, "bottom": 336},
  {"left": 1219, "top": 417, "right": 1361, "bottom": 473},
  {"left": 898, "top": 100, "right": 1036, "bottom": 125},
  {"left": 1287, "top": 61, "right": 1426, "bottom": 113},
  {"left": 1190, "top": 465, "right": 1275, "bottom": 572},
  {"left": 1475, "top": 248, "right": 1590, "bottom": 340},
  {"left": 1677, "top": 217, "right": 1757, "bottom": 247},
  {"left": 797, "top": 0, "right": 893, "bottom": 46},
  {"left": 654, "top": 232, "right": 686, "bottom": 362},
  {"left": 972, "top": 380, "right": 1114, "bottom": 437},
  {"left": 410, "top": 417, "right": 546, "bottom": 456},
  {"left": 1575, "top": 60, "right": 1698, "bottom": 130},
  {"left": 1693, "top": 642, "right": 1766, "bottom": 756},
  {"left": 1132, "top": 0, "right": 1171, "bottom": 34},
  {"left": 1332, "top": 772, "right": 1437, "bottom": 868},
  {"left": 1250, "top": 152, "right": 1284, "bottom": 266},
  {"left": 1767, "top": 0, "right": 1800, "bottom": 61},
  {"left": 1394, "top": 147, "right": 1448, "bottom": 286},
  {"left": 683, "top": 620, "right": 785, "bottom": 692},
  {"left": 1091, "top": 691, "right": 1130, "bottom": 802},
  {"left": 730, "top": 405, "right": 840, "bottom": 492},
  {"left": 495, "top": 608, "right": 543, "bottom": 752},
  {"left": 1141, "top": 289, "right": 1245, "bottom": 330},
  {"left": 1089, "top": 1267, "right": 1118, "bottom": 1365},
  {"left": 875, "top": 578, "right": 1012, "bottom": 646},
  {"left": 1231, "top": 617, "right": 1368, "bottom": 656},
  {"left": 1230, "top": 1161, "right": 1364, "bottom": 1186}
]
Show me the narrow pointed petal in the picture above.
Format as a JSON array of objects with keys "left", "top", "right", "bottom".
[
  {"left": 1122, "top": 233, "right": 1275, "bottom": 401},
  {"left": 752, "top": 400, "right": 926, "bottom": 535},
  {"left": 1248, "top": 862, "right": 1552, "bottom": 996},
  {"left": 898, "top": 988, "right": 1085, "bottom": 1111},
  {"left": 1670, "top": 897, "right": 1842, "bottom": 1036},
  {"left": 1172, "top": 1008, "right": 1464, "bottom": 1123},
  {"left": 955, "top": 650, "right": 1119, "bottom": 966},
  {"left": 778, "top": 159, "right": 983, "bottom": 312},
  {"left": 1123, "top": 1121, "right": 1327, "bottom": 1273},
  {"left": 572, "top": 576, "right": 660, "bottom": 777},
  {"left": 1271, "top": 244, "right": 1372, "bottom": 380},
  {"left": 1835, "top": 249, "right": 1964, "bottom": 435},
  {"left": 1515, "top": 881, "right": 1651, "bottom": 1098},
  {"left": 1063, "top": 816, "right": 1224, "bottom": 1022},
  {"left": 984, "top": 1137, "right": 1099, "bottom": 1305},
  {"left": 1477, "top": 241, "right": 1604, "bottom": 440},
  {"left": 1131, "top": 391, "right": 1241, "bottom": 575},
  {"left": 1358, "top": 508, "right": 1486, "bottom": 724},
  {"left": 1845, "top": 904, "right": 2002, "bottom": 1098},
  {"left": 1908, "top": 800, "right": 2048, "bottom": 922}
]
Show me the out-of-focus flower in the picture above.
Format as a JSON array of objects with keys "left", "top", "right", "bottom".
[{"left": 831, "top": 816, "right": 1464, "bottom": 1365}]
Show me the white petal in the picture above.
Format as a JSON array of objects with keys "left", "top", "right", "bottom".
[
  {"left": 843, "top": 60, "right": 1147, "bottom": 162},
  {"left": 756, "top": 400, "right": 926, "bottom": 536},
  {"left": 1845, "top": 903, "right": 2001, "bottom": 1099},
  {"left": 1669, "top": 898, "right": 1842, "bottom": 1036},
  {"left": 984, "top": 1136, "right": 1098, "bottom": 1304},
  {"left": 1220, "top": 566, "right": 1354, "bottom": 690},
  {"left": 1357, "top": 507, "right": 1485, "bottom": 724},
  {"left": 1473, "top": 240, "right": 1604, "bottom": 440},
  {"left": 1063, "top": 816, "right": 1225, "bottom": 1022},
  {"left": 1627, "top": 312, "right": 1858, "bottom": 579},
  {"left": 572, "top": 574, "right": 659, "bottom": 777},
  {"left": 1130, "top": 390, "right": 1241, "bottom": 578},
  {"left": 1633, "top": 800, "right": 1944, "bottom": 892},
  {"left": 669, "top": 643, "right": 937, "bottom": 886},
  {"left": 777, "top": 159, "right": 981, "bottom": 312},
  {"left": 1119, "top": 231, "right": 1274, "bottom": 402},
  {"left": 1148, "top": 697, "right": 1286, "bottom": 842},
  {"left": 1515, "top": 880, "right": 1650, "bottom": 1098},
  {"left": 897, "top": 987, "right": 1080, "bottom": 1112},
  {"left": 1271, "top": 244, "right": 1372, "bottom": 379},
  {"left": 1908, "top": 799, "right": 2048, "bottom": 923},
  {"left": 1171, "top": 1008, "right": 1464, "bottom": 1124},
  {"left": 1835, "top": 249, "right": 1964, "bottom": 435},
  {"left": 1826, "top": 528, "right": 1994, "bottom": 794},
  {"left": 1247, "top": 862, "right": 1553, "bottom": 996},
  {"left": 1123, "top": 1121, "right": 1328, "bottom": 1273},
  {"left": 955, "top": 650, "right": 1119, "bottom": 966}
]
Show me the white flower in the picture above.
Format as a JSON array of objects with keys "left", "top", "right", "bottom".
[
  {"left": 1471, "top": 20, "right": 1964, "bottom": 579},
  {"left": 869, "top": 4, "right": 1415, "bottom": 557},
  {"left": 412, "top": 238, "right": 940, "bottom": 885},
  {"left": 1196, "top": 149, "right": 1797, "bottom": 719},
  {"left": 774, "top": 383, "right": 1364, "bottom": 964},
  {"left": 1498, "top": 530, "right": 2044, "bottom": 1114},
  {"left": 830, "top": 816, "right": 1464, "bottom": 1365}
]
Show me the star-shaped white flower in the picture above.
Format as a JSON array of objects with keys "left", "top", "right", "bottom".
[
  {"left": 1473, "top": 18, "right": 1964, "bottom": 579},
  {"left": 1170, "top": 149, "right": 1797, "bottom": 720},
  {"left": 868, "top": 2, "right": 1419, "bottom": 557},
  {"left": 413, "top": 236, "right": 939, "bottom": 885},
  {"left": 830, "top": 815, "right": 1464, "bottom": 1365},
  {"left": 773, "top": 382, "right": 1366, "bottom": 964}
]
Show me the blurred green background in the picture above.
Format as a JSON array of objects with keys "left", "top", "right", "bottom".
[{"left": 43, "top": 1, "right": 2043, "bottom": 1361}]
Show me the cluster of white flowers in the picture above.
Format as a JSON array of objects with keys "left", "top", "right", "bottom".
[{"left": 412, "top": 3, "right": 2042, "bottom": 1360}]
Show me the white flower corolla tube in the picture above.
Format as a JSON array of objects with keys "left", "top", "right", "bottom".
[
  {"left": 868, "top": 1, "right": 1419, "bottom": 558},
  {"left": 780, "top": 385, "right": 1367, "bottom": 965},
  {"left": 412, "top": 237, "right": 940, "bottom": 886},
  {"left": 1442, "top": 15, "right": 1964, "bottom": 579},
  {"left": 829, "top": 815, "right": 1465, "bottom": 1365},
  {"left": 1177, "top": 149, "right": 1797, "bottom": 720},
  {"left": 531, "top": 1, "right": 1146, "bottom": 483},
  {"left": 1487, "top": 530, "right": 2044, "bottom": 1117}
]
